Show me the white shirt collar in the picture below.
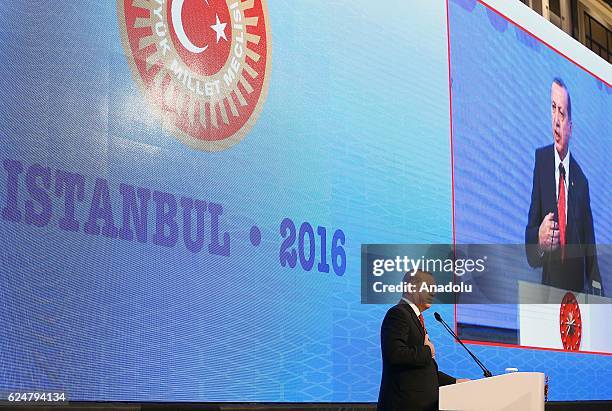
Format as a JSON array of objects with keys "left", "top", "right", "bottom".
[{"left": 401, "top": 297, "right": 421, "bottom": 317}]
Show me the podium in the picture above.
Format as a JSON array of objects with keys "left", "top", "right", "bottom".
[
  {"left": 439, "top": 372, "right": 545, "bottom": 411},
  {"left": 518, "top": 281, "right": 612, "bottom": 352}
]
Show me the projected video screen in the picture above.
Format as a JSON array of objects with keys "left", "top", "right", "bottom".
[
  {"left": 1, "top": 0, "right": 611, "bottom": 404},
  {"left": 448, "top": 1, "right": 612, "bottom": 354}
]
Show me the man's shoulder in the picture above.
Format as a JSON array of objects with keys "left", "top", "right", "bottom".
[
  {"left": 385, "top": 303, "right": 413, "bottom": 320},
  {"left": 569, "top": 154, "right": 588, "bottom": 185},
  {"left": 386, "top": 303, "right": 404, "bottom": 315},
  {"left": 534, "top": 144, "right": 554, "bottom": 161}
]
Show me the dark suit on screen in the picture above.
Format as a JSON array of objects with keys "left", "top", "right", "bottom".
[
  {"left": 377, "top": 303, "right": 455, "bottom": 411},
  {"left": 525, "top": 144, "right": 602, "bottom": 294}
]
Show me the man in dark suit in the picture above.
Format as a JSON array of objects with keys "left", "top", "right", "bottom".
[
  {"left": 525, "top": 78, "right": 602, "bottom": 294},
  {"left": 377, "top": 270, "right": 467, "bottom": 411}
]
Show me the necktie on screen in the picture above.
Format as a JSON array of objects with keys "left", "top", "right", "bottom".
[
  {"left": 418, "top": 314, "right": 427, "bottom": 334},
  {"left": 558, "top": 163, "right": 566, "bottom": 261}
]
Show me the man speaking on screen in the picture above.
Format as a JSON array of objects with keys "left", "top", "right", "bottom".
[
  {"left": 377, "top": 270, "right": 468, "bottom": 411},
  {"left": 525, "top": 78, "right": 602, "bottom": 295}
]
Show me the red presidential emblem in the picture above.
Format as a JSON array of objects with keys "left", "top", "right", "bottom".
[
  {"left": 559, "top": 292, "right": 582, "bottom": 351},
  {"left": 117, "top": 0, "right": 271, "bottom": 151}
]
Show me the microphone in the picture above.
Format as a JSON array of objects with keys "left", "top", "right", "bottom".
[{"left": 434, "top": 312, "right": 493, "bottom": 378}]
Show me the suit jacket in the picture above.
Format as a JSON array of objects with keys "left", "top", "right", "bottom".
[
  {"left": 377, "top": 303, "right": 455, "bottom": 411},
  {"left": 525, "top": 144, "right": 601, "bottom": 294}
]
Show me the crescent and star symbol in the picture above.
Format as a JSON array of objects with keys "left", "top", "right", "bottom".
[
  {"left": 119, "top": 0, "right": 271, "bottom": 150},
  {"left": 172, "top": 0, "right": 228, "bottom": 54}
]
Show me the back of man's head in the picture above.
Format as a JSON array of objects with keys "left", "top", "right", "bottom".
[{"left": 402, "top": 270, "right": 435, "bottom": 306}]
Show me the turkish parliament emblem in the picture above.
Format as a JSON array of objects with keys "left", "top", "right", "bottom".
[{"left": 118, "top": 0, "right": 271, "bottom": 151}]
